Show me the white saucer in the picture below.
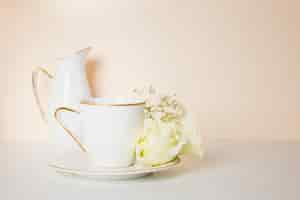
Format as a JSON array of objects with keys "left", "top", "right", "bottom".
[{"left": 49, "top": 151, "right": 180, "bottom": 180}]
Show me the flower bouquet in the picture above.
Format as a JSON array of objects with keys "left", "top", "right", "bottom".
[{"left": 134, "top": 86, "right": 204, "bottom": 166}]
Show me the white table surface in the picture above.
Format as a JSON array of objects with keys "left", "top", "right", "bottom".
[{"left": 2, "top": 140, "right": 300, "bottom": 200}]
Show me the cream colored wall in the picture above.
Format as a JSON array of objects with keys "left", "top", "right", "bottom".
[{"left": 0, "top": 0, "right": 299, "bottom": 142}]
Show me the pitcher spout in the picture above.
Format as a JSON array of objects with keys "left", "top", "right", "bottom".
[{"left": 77, "top": 46, "right": 92, "bottom": 59}]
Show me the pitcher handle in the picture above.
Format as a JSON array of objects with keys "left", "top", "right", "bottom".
[
  {"left": 54, "top": 107, "right": 87, "bottom": 152},
  {"left": 32, "top": 67, "right": 54, "bottom": 122}
]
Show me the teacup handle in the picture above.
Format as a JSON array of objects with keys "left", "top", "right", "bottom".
[
  {"left": 54, "top": 107, "right": 87, "bottom": 152},
  {"left": 32, "top": 67, "right": 54, "bottom": 122}
]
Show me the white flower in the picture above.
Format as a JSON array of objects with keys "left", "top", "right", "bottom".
[
  {"left": 148, "top": 95, "right": 161, "bottom": 106},
  {"left": 136, "top": 119, "right": 188, "bottom": 166},
  {"left": 151, "top": 112, "right": 164, "bottom": 121},
  {"left": 133, "top": 86, "right": 204, "bottom": 165}
]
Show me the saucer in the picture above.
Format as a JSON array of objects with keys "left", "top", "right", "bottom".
[{"left": 49, "top": 151, "right": 180, "bottom": 180}]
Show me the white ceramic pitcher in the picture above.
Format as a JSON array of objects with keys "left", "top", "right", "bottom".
[{"left": 32, "top": 47, "right": 91, "bottom": 152}]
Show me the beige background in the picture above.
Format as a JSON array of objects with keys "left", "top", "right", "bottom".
[{"left": 0, "top": 0, "right": 299, "bottom": 142}]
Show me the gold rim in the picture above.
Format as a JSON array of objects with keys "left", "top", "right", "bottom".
[
  {"left": 80, "top": 101, "right": 145, "bottom": 107},
  {"left": 49, "top": 157, "right": 180, "bottom": 174}
]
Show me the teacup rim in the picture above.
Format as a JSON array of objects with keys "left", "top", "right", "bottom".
[{"left": 80, "top": 97, "right": 145, "bottom": 107}]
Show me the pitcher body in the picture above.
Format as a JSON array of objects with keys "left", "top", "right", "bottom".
[{"left": 32, "top": 47, "right": 91, "bottom": 153}]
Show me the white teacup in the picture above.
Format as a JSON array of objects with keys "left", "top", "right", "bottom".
[{"left": 54, "top": 97, "right": 145, "bottom": 167}]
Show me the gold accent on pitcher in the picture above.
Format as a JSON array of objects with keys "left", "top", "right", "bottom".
[
  {"left": 54, "top": 107, "right": 87, "bottom": 152},
  {"left": 35, "top": 67, "right": 54, "bottom": 79},
  {"left": 32, "top": 67, "right": 54, "bottom": 122}
]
